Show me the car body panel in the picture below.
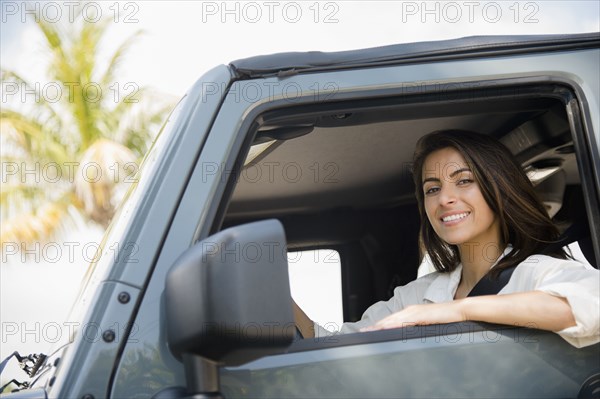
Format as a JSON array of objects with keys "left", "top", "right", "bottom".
[{"left": 221, "top": 327, "right": 599, "bottom": 398}]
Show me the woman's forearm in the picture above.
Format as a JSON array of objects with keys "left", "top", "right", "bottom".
[
  {"left": 363, "top": 290, "right": 577, "bottom": 332},
  {"left": 293, "top": 300, "right": 315, "bottom": 338},
  {"left": 458, "top": 291, "right": 576, "bottom": 332}
]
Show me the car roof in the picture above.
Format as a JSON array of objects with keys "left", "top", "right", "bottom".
[{"left": 230, "top": 32, "right": 600, "bottom": 78}]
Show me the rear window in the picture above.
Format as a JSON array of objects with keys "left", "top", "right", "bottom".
[{"left": 288, "top": 249, "right": 342, "bottom": 331}]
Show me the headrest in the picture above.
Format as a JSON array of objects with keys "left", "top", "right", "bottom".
[{"left": 536, "top": 171, "right": 566, "bottom": 218}]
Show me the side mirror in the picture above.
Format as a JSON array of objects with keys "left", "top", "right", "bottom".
[{"left": 164, "top": 219, "right": 295, "bottom": 396}]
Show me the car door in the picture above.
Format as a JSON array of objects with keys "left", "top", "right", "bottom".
[{"left": 220, "top": 324, "right": 599, "bottom": 398}]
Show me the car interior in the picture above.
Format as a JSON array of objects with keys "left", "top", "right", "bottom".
[{"left": 218, "top": 82, "right": 598, "bottom": 325}]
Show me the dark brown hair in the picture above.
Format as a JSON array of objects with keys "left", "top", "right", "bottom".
[{"left": 412, "top": 130, "right": 567, "bottom": 277}]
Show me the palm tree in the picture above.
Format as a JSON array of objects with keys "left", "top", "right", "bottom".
[{"left": 0, "top": 11, "right": 174, "bottom": 252}]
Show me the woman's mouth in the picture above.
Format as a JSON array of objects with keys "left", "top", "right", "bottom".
[{"left": 441, "top": 212, "right": 470, "bottom": 223}]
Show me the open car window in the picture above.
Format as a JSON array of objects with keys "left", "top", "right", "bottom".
[{"left": 221, "top": 83, "right": 597, "bottom": 326}]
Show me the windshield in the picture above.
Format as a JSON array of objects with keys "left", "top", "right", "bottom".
[{"left": 62, "top": 95, "right": 189, "bottom": 342}]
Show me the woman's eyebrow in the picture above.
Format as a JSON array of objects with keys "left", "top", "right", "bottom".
[
  {"left": 448, "top": 168, "right": 471, "bottom": 178},
  {"left": 422, "top": 177, "right": 440, "bottom": 186},
  {"left": 422, "top": 168, "right": 471, "bottom": 186}
]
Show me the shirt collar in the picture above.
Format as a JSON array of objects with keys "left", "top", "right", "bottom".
[
  {"left": 422, "top": 245, "right": 513, "bottom": 303},
  {"left": 423, "top": 265, "right": 463, "bottom": 303}
]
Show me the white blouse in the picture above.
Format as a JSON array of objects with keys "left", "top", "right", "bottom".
[{"left": 315, "top": 253, "right": 599, "bottom": 348}]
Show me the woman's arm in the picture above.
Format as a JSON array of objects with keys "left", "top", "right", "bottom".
[
  {"left": 361, "top": 291, "right": 576, "bottom": 332},
  {"left": 293, "top": 300, "right": 316, "bottom": 338}
]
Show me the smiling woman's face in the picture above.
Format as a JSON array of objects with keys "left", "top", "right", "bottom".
[{"left": 422, "top": 147, "right": 501, "bottom": 250}]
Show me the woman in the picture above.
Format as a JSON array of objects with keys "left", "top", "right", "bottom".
[{"left": 294, "top": 130, "right": 599, "bottom": 348}]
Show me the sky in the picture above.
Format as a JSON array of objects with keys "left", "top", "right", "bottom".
[
  {"left": 1, "top": 1, "right": 599, "bottom": 98},
  {"left": 0, "top": 0, "right": 599, "bottom": 385}
]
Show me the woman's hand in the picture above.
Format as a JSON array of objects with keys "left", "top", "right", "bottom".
[{"left": 360, "top": 301, "right": 467, "bottom": 332}]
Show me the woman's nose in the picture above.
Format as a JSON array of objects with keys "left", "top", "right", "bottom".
[{"left": 438, "top": 185, "right": 457, "bottom": 205}]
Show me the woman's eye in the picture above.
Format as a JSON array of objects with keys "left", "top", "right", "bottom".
[
  {"left": 457, "top": 179, "right": 473, "bottom": 186},
  {"left": 425, "top": 187, "right": 440, "bottom": 195}
]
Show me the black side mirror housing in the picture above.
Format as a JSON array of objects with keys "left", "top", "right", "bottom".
[{"left": 164, "top": 219, "right": 295, "bottom": 368}]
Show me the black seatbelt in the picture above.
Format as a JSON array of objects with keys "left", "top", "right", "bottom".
[{"left": 467, "top": 265, "right": 518, "bottom": 297}]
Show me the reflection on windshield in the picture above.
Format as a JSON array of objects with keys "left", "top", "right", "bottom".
[{"left": 66, "top": 95, "right": 188, "bottom": 335}]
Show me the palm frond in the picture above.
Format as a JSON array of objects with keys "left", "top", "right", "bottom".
[
  {"left": 0, "top": 199, "right": 72, "bottom": 250},
  {"left": 94, "top": 86, "right": 149, "bottom": 141},
  {"left": 74, "top": 139, "right": 136, "bottom": 226},
  {"left": 74, "top": 18, "right": 111, "bottom": 81},
  {"left": 99, "top": 29, "right": 144, "bottom": 88},
  {"left": 35, "top": 18, "right": 100, "bottom": 148},
  {"left": 0, "top": 109, "right": 70, "bottom": 163},
  {"left": 36, "top": 17, "right": 64, "bottom": 52},
  {"left": 119, "top": 100, "right": 175, "bottom": 157},
  {"left": 1, "top": 69, "right": 62, "bottom": 123},
  {"left": 0, "top": 182, "right": 51, "bottom": 217}
]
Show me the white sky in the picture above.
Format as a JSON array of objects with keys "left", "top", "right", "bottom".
[
  {"left": 0, "top": 0, "right": 599, "bottom": 383},
  {"left": 1, "top": 1, "right": 599, "bottom": 97}
]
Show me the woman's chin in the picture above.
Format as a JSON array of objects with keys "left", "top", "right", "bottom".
[{"left": 439, "top": 236, "right": 467, "bottom": 246}]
